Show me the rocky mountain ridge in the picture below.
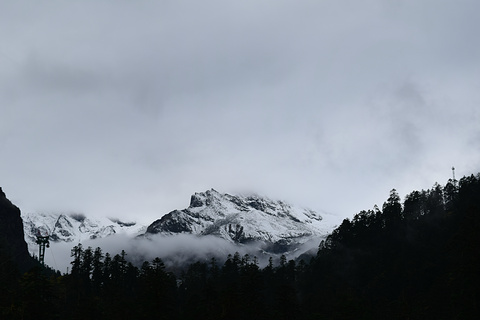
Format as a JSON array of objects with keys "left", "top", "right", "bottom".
[
  {"left": 21, "top": 189, "right": 341, "bottom": 260},
  {"left": 146, "top": 189, "right": 339, "bottom": 253},
  {"left": 21, "top": 212, "right": 146, "bottom": 255}
]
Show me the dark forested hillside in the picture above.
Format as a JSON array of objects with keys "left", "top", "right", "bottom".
[
  {"left": 0, "top": 187, "right": 37, "bottom": 271},
  {"left": 302, "top": 174, "right": 480, "bottom": 319},
  {"left": 1, "top": 174, "right": 479, "bottom": 319}
]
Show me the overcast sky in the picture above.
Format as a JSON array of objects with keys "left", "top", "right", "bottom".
[{"left": 1, "top": 0, "right": 479, "bottom": 225}]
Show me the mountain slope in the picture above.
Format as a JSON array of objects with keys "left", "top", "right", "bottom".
[
  {"left": 21, "top": 189, "right": 340, "bottom": 268},
  {"left": 146, "top": 189, "right": 339, "bottom": 253},
  {"left": 22, "top": 212, "right": 146, "bottom": 255},
  {"left": 0, "top": 187, "right": 37, "bottom": 272}
]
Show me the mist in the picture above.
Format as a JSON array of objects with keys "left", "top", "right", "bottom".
[{"left": 42, "top": 232, "right": 322, "bottom": 274}]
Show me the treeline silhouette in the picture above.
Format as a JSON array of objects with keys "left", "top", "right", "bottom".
[{"left": 1, "top": 174, "right": 479, "bottom": 319}]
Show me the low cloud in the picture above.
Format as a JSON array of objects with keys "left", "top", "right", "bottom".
[{"left": 43, "top": 233, "right": 323, "bottom": 274}]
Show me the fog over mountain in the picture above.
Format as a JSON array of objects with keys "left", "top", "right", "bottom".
[{"left": 23, "top": 189, "right": 341, "bottom": 273}]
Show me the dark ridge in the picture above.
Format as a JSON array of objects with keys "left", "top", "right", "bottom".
[{"left": 0, "top": 187, "right": 39, "bottom": 272}]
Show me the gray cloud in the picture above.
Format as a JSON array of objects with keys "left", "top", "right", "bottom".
[{"left": 1, "top": 0, "right": 479, "bottom": 227}]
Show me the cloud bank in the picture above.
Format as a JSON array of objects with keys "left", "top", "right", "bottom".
[
  {"left": 1, "top": 0, "right": 479, "bottom": 227},
  {"left": 44, "top": 232, "right": 321, "bottom": 274}
]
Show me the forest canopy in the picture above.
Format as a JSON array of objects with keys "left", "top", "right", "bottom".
[{"left": 1, "top": 173, "right": 479, "bottom": 319}]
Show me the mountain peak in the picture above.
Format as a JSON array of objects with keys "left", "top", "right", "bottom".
[
  {"left": 22, "top": 212, "right": 146, "bottom": 255},
  {"left": 146, "top": 189, "right": 336, "bottom": 254},
  {"left": 189, "top": 188, "right": 222, "bottom": 208}
]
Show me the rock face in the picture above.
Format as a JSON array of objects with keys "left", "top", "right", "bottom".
[
  {"left": 22, "top": 212, "right": 146, "bottom": 255},
  {"left": 146, "top": 189, "right": 338, "bottom": 254},
  {"left": 0, "top": 187, "right": 36, "bottom": 271}
]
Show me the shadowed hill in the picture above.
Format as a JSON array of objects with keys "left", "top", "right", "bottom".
[{"left": 0, "top": 187, "right": 37, "bottom": 272}]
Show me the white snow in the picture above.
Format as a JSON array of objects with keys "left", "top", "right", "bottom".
[
  {"left": 148, "top": 189, "right": 342, "bottom": 247},
  {"left": 22, "top": 211, "right": 145, "bottom": 257},
  {"left": 22, "top": 189, "right": 342, "bottom": 272}
]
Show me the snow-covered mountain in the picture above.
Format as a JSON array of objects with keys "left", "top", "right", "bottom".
[
  {"left": 21, "top": 189, "right": 341, "bottom": 271},
  {"left": 22, "top": 212, "right": 146, "bottom": 254},
  {"left": 145, "top": 189, "right": 340, "bottom": 254}
]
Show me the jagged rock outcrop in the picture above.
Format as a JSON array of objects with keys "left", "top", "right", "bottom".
[
  {"left": 21, "top": 212, "right": 146, "bottom": 254},
  {"left": 0, "top": 187, "right": 36, "bottom": 271},
  {"left": 145, "top": 189, "right": 339, "bottom": 254}
]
